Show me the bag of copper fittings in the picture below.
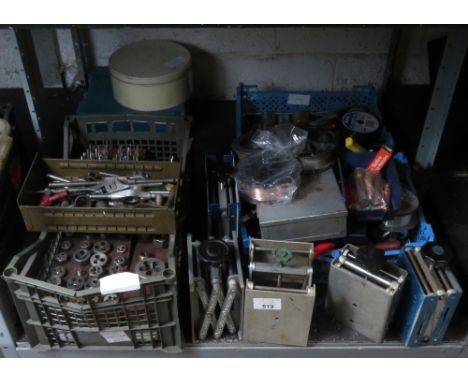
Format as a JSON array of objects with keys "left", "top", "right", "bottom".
[
  {"left": 235, "top": 149, "right": 302, "bottom": 205},
  {"left": 346, "top": 168, "right": 391, "bottom": 212}
]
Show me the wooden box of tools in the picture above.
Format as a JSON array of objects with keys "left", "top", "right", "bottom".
[{"left": 17, "top": 155, "right": 182, "bottom": 234}]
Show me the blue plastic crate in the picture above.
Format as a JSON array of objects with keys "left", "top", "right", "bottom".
[{"left": 236, "top": 83, "right": 381, "bottom": 137}]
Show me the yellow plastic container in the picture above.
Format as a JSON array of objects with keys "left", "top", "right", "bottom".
[{"left": 109, "top": 40, "right": 193, "bottom": 111}]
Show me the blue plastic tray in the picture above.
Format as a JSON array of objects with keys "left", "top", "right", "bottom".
[{"left": 236, "top": 83, "right": 381, "bottom": 137}]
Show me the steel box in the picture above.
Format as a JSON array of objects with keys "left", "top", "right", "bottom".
[{"left": 257, "top": 169, "right": 347, "bottom": 242}]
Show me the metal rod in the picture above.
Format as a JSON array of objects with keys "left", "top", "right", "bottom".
[
  {"left": 214, "top": 278, "right": 238, "bottom": 339},
  {"left": 252, "top": 284, "right": 311, "bottom": 294},
  {"left": 195, "top": 279, "right": 217, "bottom": 334},
  {"left": 46, "top": 174, "right": 70, "bottom": 183},
  {"left": 216, "top": 283, "right": 236, "bottom": 335},
  {"left": 436, "top": 268, "right": 453, "bottom": 293},
  {"left": 251, "top": 262, "right": 310, "bottom": 276},
  {"left": 340, "top": 258, "right": 395, "bottom": 289},
  {"left": 407, "top": 250, "right": 432, "bottom": 294},
  {"left": 254, "top": 247, "right": 311, "bottom": 254},
  {"left": 414, "top": 250, "right": 444, "bottom": 295}
]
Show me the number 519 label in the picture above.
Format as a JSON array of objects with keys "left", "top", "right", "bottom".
[{"left": 253, "top": 298, "right": 282, "bottom": 310}]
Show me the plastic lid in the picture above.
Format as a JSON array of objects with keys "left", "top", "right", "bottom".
[
  {"left": 109, "top": 40, "right": 192, "bottom": 85},
  {"left": 0, "top": 118, "right": 11, "bottom": 136}
]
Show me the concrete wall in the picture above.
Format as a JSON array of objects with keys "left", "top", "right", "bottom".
[
  {"left": 0, "top": 26, "right": 456, "bottom": 100},
  {"left": 0, "top": 29, "right": 20, "bottom": 88}
]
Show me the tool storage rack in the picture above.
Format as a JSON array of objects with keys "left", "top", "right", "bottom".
[{"left": 1, "top": 26, "right": 468, "bottom": 358}]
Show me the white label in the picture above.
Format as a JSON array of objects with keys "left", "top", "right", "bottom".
[
  {"left": 253, "top": 298, "right": 282, "bottom": 310},
  {"left": 100, "top": 330, "right": 131, "bottom": 343},
  {"left": 287, "top": 94, "right": 310, "bottom": 106},
  {"left": 100, "top": 272, "right": 140, "bottom": 295},
  {"left": 164, "top": 55, "right": 188, "bottom": 69}
]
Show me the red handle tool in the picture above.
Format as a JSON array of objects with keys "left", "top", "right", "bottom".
[
  {"left": 313, "top": 242, "right": 336, "bottom": 260},
  {"left": 39, "top": 191, "right": 69, "bottom": 207}
]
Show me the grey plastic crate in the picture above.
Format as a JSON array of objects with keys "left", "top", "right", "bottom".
[
  {"left": 3, "top": 232, "right": 182, "bottom": 352},
  {"left": 63, "top": 114, "right": 192, "bottom": 170}
]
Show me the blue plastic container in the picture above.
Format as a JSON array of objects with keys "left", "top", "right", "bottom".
[{"left": 235, "top": 83, "right": 382, "bottom": 137}]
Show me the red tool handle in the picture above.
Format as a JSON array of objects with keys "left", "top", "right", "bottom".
[
  {"left": 39, "top": 191, "right": 68, "bottom": 207},
  {"left": 374, "top": 241, "right": 401, "bottom": 251},
  {"left": 367, "top": 146, "right": 393, "bottom": 172},
  {"left": 313, "top": 242, "right": 336, "bottom": 260}
]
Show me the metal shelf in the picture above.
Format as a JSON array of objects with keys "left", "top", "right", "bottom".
[
  {"left": 13, "top": 310, "right": 468, "bottom": 357},
  {"left": 15, "top": 339, "right": 466, "bottom": 358}
]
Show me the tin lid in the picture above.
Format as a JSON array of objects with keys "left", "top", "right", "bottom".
[{"left": 109, "top": 40, "right": 192, "bottom": 85}]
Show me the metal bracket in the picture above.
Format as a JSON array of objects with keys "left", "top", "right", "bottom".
[
  {"left": 415, "top": 32, "right": 467, "bottom": 169},
  {"left": 11, "top": 27, "right": 45, "bottom": 144},
  {"left": 0, "top": 283, "right": 19, "bottom": 357},
  {"left": 70, "top": 27, "right": 88, "bottom": 88}
]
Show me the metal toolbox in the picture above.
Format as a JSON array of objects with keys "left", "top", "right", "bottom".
[
  {"left": 3, "top": 232, "right": 182, "bottom": 352},
  {"left": 17, "top": 156, "right": 182, "bottom": 234},
  {"left": 187, "top": 233, "right": 245, "bottom": 342},
  {"left": 326, "top": 244, "right": 407, "bottom": 343},
  {"left": 243, "top": 239, "right": 315, "bottom": 347},
  {"left": 256, "top": 169, "right": 347, "bottom": 242},
  {"left": 397, "top": 244, "right": 463, "bottom": 347}
]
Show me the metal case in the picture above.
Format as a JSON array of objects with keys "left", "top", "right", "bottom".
[
  {"left": 398, "top": 246, "right": 463, "bottom": 347},
  {"left": 326, "top": 246, "right": 407, "bottom": 343},
  {"left": 243, "top": 239, "right": 315, "bottom": 346},
  {"left": 257, "top": 169, "right": 347, "bottom": 242}
]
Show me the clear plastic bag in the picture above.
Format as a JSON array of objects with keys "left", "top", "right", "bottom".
[
  {"left": 235, "top": 149, "right": 302, "bottom": 205},
  {"left": 250, "top": 124, "right": 308, "bottom": 156}
]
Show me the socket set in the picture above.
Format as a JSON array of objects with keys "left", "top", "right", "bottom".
[{"left": 40, "top": 233, "right": 170, "bottom": 291}]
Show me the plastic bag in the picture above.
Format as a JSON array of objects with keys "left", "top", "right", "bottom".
[
  {"left": 235, "top": 149, "right": 302, "bottom": 205},
  {"left": 347, "top": 168, "right": 391, "bottom": 212},
  {"left": 250, "top": 124, "right": 308, "bottom": 156}
]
